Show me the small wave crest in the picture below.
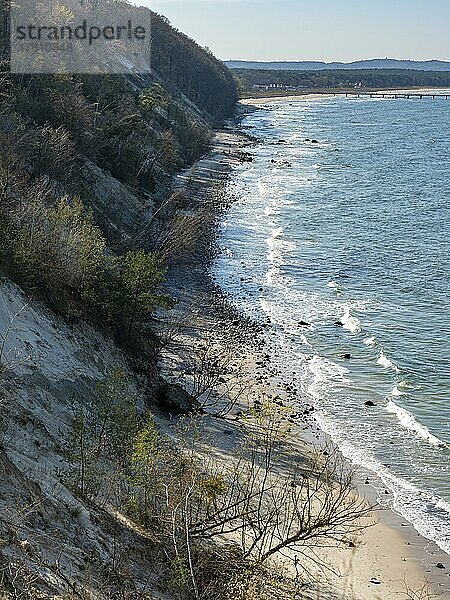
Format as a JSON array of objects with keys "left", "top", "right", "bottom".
[
  {"left": 386, "top": 400, "right": 448, "bottom": 448},
  {"left": 377, "top": 350, "right": 400, "bottom": 373},
  {"left": 341, "top": 306, "right": 362, "bottom": 333},
  {"left": 265, "top": 266, "right": 279, "bottom": 286},
  {"left": 266, "top": 227, "right": 283, "bottom": 263},
  {"left": 307, "top": 356, "right": 351, "bottom": 399},
  {"left": 266, "top": 227, "right": 296, "bottom": 264},
  {"left": 391, "top": 381, "right": 407, "bottom": 397},
  {"left": 271, "top": 227, "right": 284, "bottom": 239},
  {"left": 257, "top": 180, "right": 266, "bottom": 196},
  {"left": 363, "top": 336, "right": 376, "bottom": 347},
  {"left": 300, "top": 334, "right": 312, "bottom": 347},
  {"left": 264, "top": 205, "right": 276, "bottom": 216}
]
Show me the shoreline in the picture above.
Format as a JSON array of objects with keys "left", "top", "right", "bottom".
[
  {"left": 240, "top": 87, "right": 450, "bottom": 105},
  {"left": 165, "top": 122, "right": 450, "bottom": 598}
]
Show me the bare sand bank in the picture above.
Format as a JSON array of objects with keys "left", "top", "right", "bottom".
[{"left": 163, "top": 128, "right": 450, "bottom": 599}]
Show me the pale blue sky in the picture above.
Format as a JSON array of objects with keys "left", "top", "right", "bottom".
[{"left": 137, "top": 0, "right": 450, "bottom": 62}]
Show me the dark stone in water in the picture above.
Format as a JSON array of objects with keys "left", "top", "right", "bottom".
[
  {"left": 299, "top": 320, "right": 310, "bottom": 327},
  {"left": 335, "top": 321, "right": 344, "bottom": 327},
  {"left": 342, "top": 353, "right": 351, "bottom": 359},
  {"left": 365, "top": 401, "right": 376, "bottom": 407},
  {"left": 311, "top": 139, "right": 319, "bottom": 144},
  {"left": 436, "top": 563, "right": 445, "bottom": 569}
]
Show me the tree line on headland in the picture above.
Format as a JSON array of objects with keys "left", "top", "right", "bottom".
[{"left": 235, "top": 67, "right": 450, "bottom": 96}]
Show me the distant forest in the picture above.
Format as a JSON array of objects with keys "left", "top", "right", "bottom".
[{"left": 235, "top": 68, "right": 450, "bottom": 95}]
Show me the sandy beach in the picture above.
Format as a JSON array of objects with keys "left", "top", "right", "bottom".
[
  {"left": 161, "top": 123, "right": 450, "bottom": 599},
  {"left": 240, "top": 87, "right": 450, "bottom": 106}
]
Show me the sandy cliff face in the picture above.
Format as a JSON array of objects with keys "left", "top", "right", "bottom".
[{"left": 0, "top": 280, "right": 167, "bottom": 598}]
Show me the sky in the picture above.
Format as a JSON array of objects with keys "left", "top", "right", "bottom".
[{"left": 137, "top": 0, "right": 450, "bottom": 62}]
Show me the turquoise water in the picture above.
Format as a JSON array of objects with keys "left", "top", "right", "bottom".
[{"left": 214, "top": 95, "right": 450, "bottom": 553}]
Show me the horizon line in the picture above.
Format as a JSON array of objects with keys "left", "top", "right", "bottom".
[{"left": 224, "top": 57, "right": 450, "bottom": 63}]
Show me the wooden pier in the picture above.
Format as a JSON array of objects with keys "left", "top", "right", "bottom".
[{"left": 335, "top": 91, "right": 449, "bottom": 100}]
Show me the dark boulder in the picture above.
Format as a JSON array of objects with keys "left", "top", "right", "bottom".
[
  {"left": 155, "top": 382, "right": 200, "bottom": 415},
  {"left": 365, "top": 400, "right": 376, "bottom": 407}
]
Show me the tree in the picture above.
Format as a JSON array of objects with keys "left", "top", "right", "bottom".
[
  {"left": 117, "top": 250, "right": 173, "bottom": 337},
  {"left": 0, "top": 303, "right": 32, "bottom": 378},
  {"left": 47, "top": 197, "right": 106, "bottom": 295},
  {"left": 68, "top": 369, "right": 140, "bottom": 499},
  {"left": 128, "top": 417, "right": 161, "bottom": 522}
]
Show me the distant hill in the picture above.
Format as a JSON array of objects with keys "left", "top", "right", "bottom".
[{"left": 226, "top": 59, "right": 450, "bottom": 72}]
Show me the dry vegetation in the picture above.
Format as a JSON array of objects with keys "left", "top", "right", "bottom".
[{"left": 63, "top": 371, "right": 374, "bottom": 599}]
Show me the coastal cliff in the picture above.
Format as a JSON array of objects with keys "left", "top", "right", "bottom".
[
  {"left": 0, "top": 3, "right": 447, "bottom": 600},
  {"left": 0, "top": 5, "right": 244, "bottom": 597}
]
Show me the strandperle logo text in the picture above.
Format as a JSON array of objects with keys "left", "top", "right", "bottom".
[
  {"left": 10, "top": 0, "right": 152, "bottom": 74},
  {"left": 15, "top": 20, "right": 147, "bottom": 46}
]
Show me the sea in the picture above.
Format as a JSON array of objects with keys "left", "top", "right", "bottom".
[{"left": 213, "top": 92, "right": 450, "bottom": 554}]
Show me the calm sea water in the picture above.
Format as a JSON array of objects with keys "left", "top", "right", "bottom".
[{"left": 214, "top": 95, "right": 450, "bottom": 553}]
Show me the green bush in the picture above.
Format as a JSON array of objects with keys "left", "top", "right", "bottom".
[
  {"left": 114, "top": 250, "right": 174, "bottom": 337},
  {"left": 0, "top": 192, "right": 172, "bottom": 335},
  {"left": 6, "top": 195, "right": 106, "bottom": 315}
]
